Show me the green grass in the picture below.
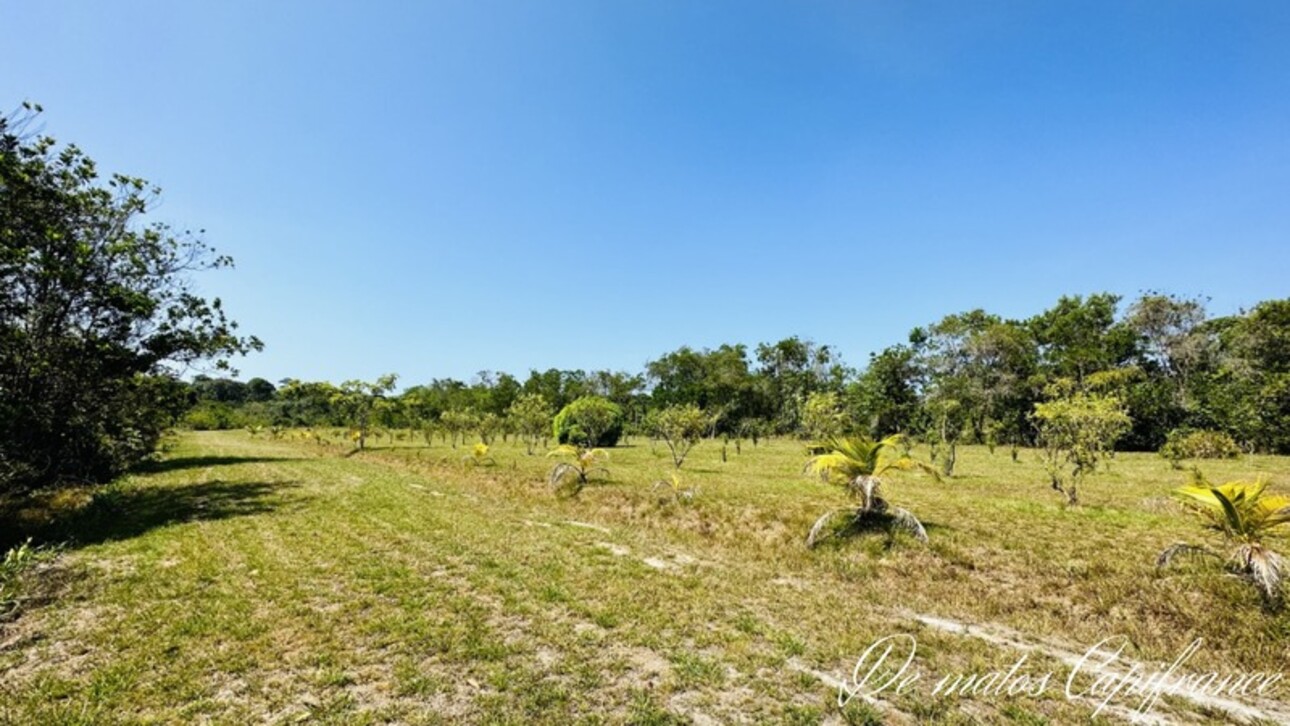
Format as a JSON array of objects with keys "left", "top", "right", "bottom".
[{"left": 1, "top": 431, "right": 1288, "bottom": 723}]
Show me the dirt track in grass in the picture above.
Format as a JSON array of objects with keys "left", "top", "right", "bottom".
[{"left": 2, "top": 431, "right": 1288, "bottom": 724}]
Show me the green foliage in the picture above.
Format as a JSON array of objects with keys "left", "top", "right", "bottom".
[
  {"left": 474, "top": 412, "right": 503, "bottom": 445},
  {"left": 1031, "top": 382, "right": 1132, "bottom": 504},
  {"left": 754, "top": 337, "right": 845, "bottom": 434},
  {"left": 646, "top": 344, "right": 766, "bottom": 433},
  {"left": 646, "top": 404, "right": 713, "bottom": 468},
  {"left": 800, "top": 391, "right": 845, "bottom": 442},
  {"left": 506, "top": 393, "right": 553, "bottom": 455},
  {"left": 0, "top": 538, "right": 51, "bottom": 617},
  {"left": 463, "top": 442, "right": 496, "bottom": 467},
  {"left": 651, "top": 471, "right": 697, "bottom": 505},
  {"left": 803, "top": 435, "right": 937, "bottom": 547},
  {"left": 845, "top": 345, "right": 921, "bottom": 437},
  {"left": 1027, "top": 293, "right": 1138, "bottom": 381},
  {"left": 330, "top": 374, "right": 398, "bottom": 450},
  {"left": 0, "top": 106, "right": 259, "bottom": 492},
  {"left": 552, "top": 396, "right": 623, "bottom": 447},
  {"left": 546, "top": 444, "right": 610, "bottom": 498},
  {"left": 1160, "top": 428, "right": 1241, "bottom": 465},
  {"left": 182, "top": 401, "right": 244, "bottom": 431},
  {"left": 438, "top": 408, "right": 478, "bottom": 449},
  {"left": 165, "top": 285, "right": 1290, "bottom": 461},
  {"left": 924, "top": 396, "right": 967, "bottom": 477},
  {"left": 912, "top": 311, "right": 1038, "bottom": 473},
  {"left": 1160, "top": 473, "right": 1290, "bottom": 607}
]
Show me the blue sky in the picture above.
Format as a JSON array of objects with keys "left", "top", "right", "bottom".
[{"left": 4, "top": 2, "right": 1289, "bottom": 384}]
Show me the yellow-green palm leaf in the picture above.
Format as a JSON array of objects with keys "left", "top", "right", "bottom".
[
  {"left": 1173, "top": 479, "right": 1290, "bottom": 540},
  {"left": 805, "top": 434, "right": 937, "bottom": 486}
]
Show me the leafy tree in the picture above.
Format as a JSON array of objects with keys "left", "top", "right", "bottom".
[
  {"left": 474, "top": 411, "right": 503, "bottom": 445},
  {"left": 647, "top": 404, "right": 712, "bottom": 469},
  {"left": 587, "top": 369, "right": 646, "bottom": 428},
  {"left": 1028, "top": 294, "right": 1138, "bottom": 382},
  {"left": 0, "top": 105, "right": 259, "bottom": 492},
  {"left": 507, "top": 393, "right": 553, "bottom": 455},
  {"left": 924, "top": 396, "right": 968, "bottom": 477},
  {"left": 1124, "top": 292, "right": 1211, "bottom": 402},
  {"left": 912, "top": 312, "right": 990, "bottom": 475},
  {"left": 191, "top": 376, "right": 251, "bottom": 403},
  {"left": 522, "top": 368, "right": 593, "bottom": 411},
  {"left": 1225, "top": 299, "right": 1290, "bottom": 375},
  {"left": 473, "top": 370, "right": 521, "bottom": 416},
  {"left": 755, "top": 337, "right": 846, "bottom": 434},
  {"left": 1198, "top": 300, "right": 1290, "bottom": 453},
  {"left": 331, "top": 374, "right": 398, "bottom": 450},
  {"left": 801, "top": 391, "right": 845, "bottom": 441},
  {"left": 1031, "top": 381, "right": 1131, "bottom": 505},
  {"left": 439, "top": 408, "right": 477, "bottom": 449},
  {"left": 245, "top": 377, "right": 276, "bottom": 402},
  {"left": 803, "top": 435, "right": 938, "bottom": 548},
  {"left": 646, "top": 344, "right": 764, "bottom": 433},
  {"left": 737, "top": 418, "right": 771, "bottom": 448},
  {"left": 846, "top": 345, "right": 922, "bottom": 438},
  {"left": 1158, "top": 472, "right": 1290, "bottom": 608},
  {"left": 273, "top": 380, "right": 339, "bottom": 427},
  {"left": 912, "top": 311, "right": 1037, "bottom": 463},
  {"left": 553, "top": 396, "right": 623, "bottom": 447}
]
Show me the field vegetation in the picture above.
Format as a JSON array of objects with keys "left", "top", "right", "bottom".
[
  {"left": 2, "top": 431, "right": 1289, "bottom": 723},
  {"left": 5, "top": 105, "right": 1290, "bottom": 724}
]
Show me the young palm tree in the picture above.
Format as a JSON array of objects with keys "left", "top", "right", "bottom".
[
  {"left": 651, "top": 471, "right": 697, "bottom": 505},
  {"left": 546, "top": 444, "right": 610, "bottom": 498},
  {"left": 463, "top": 442, "right": 496, "bottom": 467},
  {"left": 1158, "top": 472, "right": 1290, "bottom": 607},
  {"left": 804, "top": 435, "right": 939, "bottom": 548}
]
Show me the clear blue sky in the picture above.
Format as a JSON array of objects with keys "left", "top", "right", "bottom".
[{"left": 4, "top": 2, "right": 1289, "bottom": 385}]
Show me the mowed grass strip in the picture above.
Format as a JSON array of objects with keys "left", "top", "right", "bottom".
[{"left": 1, "top": 430, "right": 1287, "bottom": 724}]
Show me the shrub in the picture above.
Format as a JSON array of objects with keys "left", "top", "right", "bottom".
[
  {"left": 553, "top": 396, "right": 623, "bottom": 447},
  {"left": 1032, "top": 386, "right": 1131, "bottom": 505},
  {"left": 182, "top": 402, "right": 240, "bottom": 430},
  {"left": 1160, "top": 429, "right": 1241, "bottom": 464},
  {"left": 646, "top": 404, "right": 713, "bottom": 468}
]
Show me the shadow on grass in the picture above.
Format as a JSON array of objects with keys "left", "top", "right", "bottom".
[
  {"left": 1, "top": 479, "right": 303, "bottom": 550},
  {"left": 132, "top": 455, "right": 302, "bottom": 475},
  {"left": 809, "top": 510, "right": 946, "bottom": 552}
]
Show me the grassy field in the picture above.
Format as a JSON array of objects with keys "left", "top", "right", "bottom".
[{"left": 1, "top": 430, "right": 1288, "bottom": 724}]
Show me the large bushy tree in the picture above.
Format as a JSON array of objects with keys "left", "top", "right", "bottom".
[{"left": 0, "top": 106, "right": 259, "bottom": 492}]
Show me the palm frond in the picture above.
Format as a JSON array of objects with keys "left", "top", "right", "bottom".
[
  {"left": 1156, "top": 542, "right": 1224, "bottom": 568},
  {"left": 804, "top": 452, "right": 863, "bottom": 482},
  {"left": 548, "top": 462, "right": 577, "bottom": 487},
  {"left": 806, "top": 508, "right": 856, "bottom": 549},
  {"left": 547, "top": 444, "right": 579, "bottom": 458},
  {"left": 1254, "top": 496, "right": 1290, "bottom": 529},
  {"left": 549, "top": 464, "right": 585, "bottom": 498},
  {"left": 886, "top": 506, "right": 928, "bottom": 543},
  {"left": 879, "top": 456, "right": 943, "bottom": 482},
  {"left": 1173, "top": 478, "right": 1290, "bottom": 538},
  {"left": 1237, "top": 544, "right": 1285, "bottom": 604}
]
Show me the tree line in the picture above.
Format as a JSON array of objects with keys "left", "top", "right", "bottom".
[{"left": 188, "top": 291, "right": 1290, "bottom": 460}]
